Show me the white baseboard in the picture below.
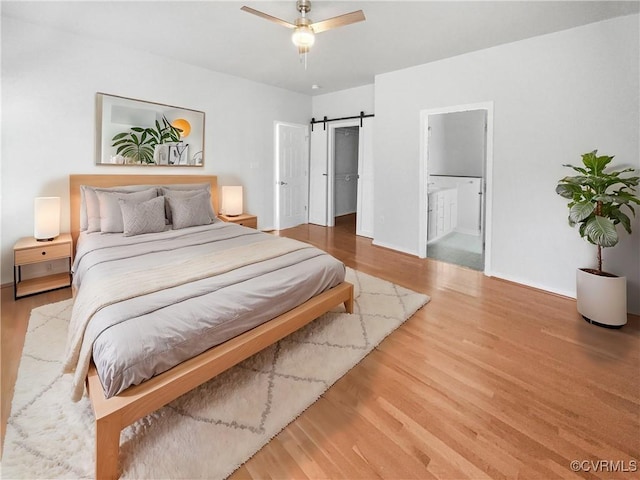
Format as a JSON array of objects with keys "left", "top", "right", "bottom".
[
  {"left": 491, "top": 270, "right": 576, "bottom": 299},
  {"left": 371, "top": 239, "right": 418, "bottom": 257}
]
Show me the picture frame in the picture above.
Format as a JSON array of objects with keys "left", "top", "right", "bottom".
[{"left": 95, "top": 92, "right": 205, "bottom": 167}]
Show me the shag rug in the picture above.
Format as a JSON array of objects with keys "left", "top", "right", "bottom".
[{"left": 3, "top": 268, "right": 429, "bottom": 479}]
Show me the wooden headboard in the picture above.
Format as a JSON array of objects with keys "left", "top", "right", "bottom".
[{"left": 69, "top": 174, "right": 218, "bottom": 249}]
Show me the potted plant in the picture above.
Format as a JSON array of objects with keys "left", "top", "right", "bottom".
[{"left": 556, "top": 150, "right": 639, "bottom": 328}]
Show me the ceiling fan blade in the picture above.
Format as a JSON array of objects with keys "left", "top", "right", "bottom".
[
  {"left": 240, "top": 6, "right": 296, "bottom": 29},
  {"left": 310, "top": 10, "right": 365, "bottom": 34}
]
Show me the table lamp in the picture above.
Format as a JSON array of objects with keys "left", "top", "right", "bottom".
[{"left": 34, "top": 197, "right": 60, "bottom": 241}]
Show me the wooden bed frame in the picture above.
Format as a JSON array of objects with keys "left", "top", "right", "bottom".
[{"left": 68, "top": 174, "right": 354, "bottom": 479}]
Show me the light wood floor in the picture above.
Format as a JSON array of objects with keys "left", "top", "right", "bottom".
[{"left": 2, "top": 215, "right": 638, "bottom": 479}]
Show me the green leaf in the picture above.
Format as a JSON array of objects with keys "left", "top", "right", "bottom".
[
  {"left": 593, "top": 194, "right": 614, "bottom": 203},
  {"left": 581, "top": 150, "right": 598, "bottom": 171},
  {"left": 581, "top": 150, "right": 613, "bottom": 175},
  {"left": 579, "top": 222, "right": 587, "bottom": 238},
  {"left": 562, "top": 164, "right": 587, "bottom": 174},
  {"left": 569, "top": 201, "right": 595, "bottom": 223},
  {"left": 556, "top": 183, "right": 580, "bottom": 199},
  {"left": 112, "top": 132, "right": 129, "bottom": 141},
  {"left": 585, "top": 216, "right": 618, "bottom": 247},
  {"left": 131, "top": 127, "right": 145, "bottom": 132},
  {"left": 593, "top": 155, "right": 613, "bottom": 175},
  {"left": 120, "top": 146, "right": 134, "bottom": 157},
  {"left": 610, "top": 209, "right": 632, "bottom": 234}
]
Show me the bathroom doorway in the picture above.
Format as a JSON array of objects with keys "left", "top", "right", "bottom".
[{"left": 418, "top": 102, "right": 494, "bottom": 274}]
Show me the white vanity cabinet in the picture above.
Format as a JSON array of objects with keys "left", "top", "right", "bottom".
[{"left": 427, "top": 187, "right": 458, "bottom": 242}]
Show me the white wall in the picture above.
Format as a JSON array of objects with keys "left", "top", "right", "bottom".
[
  {"left": 312, "top": 84, "right": 374, "bottom": 119},
  {"left": 1, "top": 17, "right": 311, "bottom": 284},
  {"left": 374, "top": 14, "right": 640, "bottom": 312}
]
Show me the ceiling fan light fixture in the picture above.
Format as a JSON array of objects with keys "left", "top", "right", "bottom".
[
  {"left": 241, "top": 1, "right": 365, "bottom": 63},
  {"left": 291, "top": 25, "right": 315, "bottom": 49}
]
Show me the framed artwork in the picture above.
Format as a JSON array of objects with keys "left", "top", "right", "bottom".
[{"left": 95, "top": 92, "right": 205, "bottom": 167}]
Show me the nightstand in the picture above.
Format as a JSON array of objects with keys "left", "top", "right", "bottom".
[
  {"left": 14, "top": 233, "right": 72, "bottom": 299},
  {"left": 218, "top": 213, "right": 258, "bottom": 229}
]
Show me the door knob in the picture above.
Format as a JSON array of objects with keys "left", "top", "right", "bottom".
[{"left": 278, "top": 181, "right": 288, "bottom": 185}]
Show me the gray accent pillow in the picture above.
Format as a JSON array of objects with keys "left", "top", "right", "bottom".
[
  {"left": 167, "top": 192, "right": 213, "bottom": 230},
  {"left": 161, "top": 187, "right": 216, "bottom": 224},
  {"left": 119, "top": 196, "right": 167, "bottom": 237},
  {"left": 82, "top": 185, "right": 158, "bottom": 232},
  {"left": 96, "top": 188, "right": 158, "bottom": 233}
]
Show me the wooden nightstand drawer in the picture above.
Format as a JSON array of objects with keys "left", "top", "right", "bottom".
[
  {"left": 234, "top": 218, "right": 257, "bottom": 228},
  {"left": 219, "top": 213, "right": 258, "bottom": 229},
  {"left": 15, "top": 243, "right": 72, "bottom": 266}
]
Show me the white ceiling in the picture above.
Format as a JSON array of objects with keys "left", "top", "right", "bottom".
[{"left": 3, "top": 1, "right": 638, "bottom": 95}]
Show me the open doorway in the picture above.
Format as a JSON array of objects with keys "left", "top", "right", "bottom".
[
  {"left": 418, "top": 102, "right": 494, "bottom": 274},
  {"left": 333, "top": 126, "right": 359, "bottom": 227},
  {"left": 309, "top": 117, "right": 374, "bottom": 238}
]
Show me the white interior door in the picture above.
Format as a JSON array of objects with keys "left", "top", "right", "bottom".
[
  {"left": 308, "top": 126, "right": 328, "bottom": 226},
  {"left": 275, "top": 122, "right": 309, "bottom": 230}
]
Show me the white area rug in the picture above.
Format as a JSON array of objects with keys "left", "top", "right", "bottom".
[{"left": 3, "top": 268, "right": 429, "bottom": 479}]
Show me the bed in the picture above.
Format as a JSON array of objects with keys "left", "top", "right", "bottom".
[{"left": 66, "top": 174, "right": 354, "bottom": 479}]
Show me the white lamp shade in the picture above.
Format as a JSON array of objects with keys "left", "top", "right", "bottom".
[
  {"left": 34, "top": 197, "right": 60, "bottom": 240},
  {"left": 221, "top": 186, "right": 243, "bottom": 216}
]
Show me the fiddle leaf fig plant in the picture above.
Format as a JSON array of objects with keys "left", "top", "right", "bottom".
[
  {"left": 111, "top": 116, "right": 183, "bottom": 164},
  {"left": 556, "top": 150, "right": 639, "bottom": 273}
]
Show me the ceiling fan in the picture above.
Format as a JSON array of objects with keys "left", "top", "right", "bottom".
[{"left": 241, "top": 0, "right": 365, "bottom": 56}]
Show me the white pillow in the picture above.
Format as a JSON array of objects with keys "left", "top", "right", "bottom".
[
  {"left": 167, "top": 192, "right": 213, "bottom": 230},
  {"left": 119, "top": 196, "right": 167, "bottom": 237},
  {"left": 81, "top": 184, "right": 157, "bottom": 232},
  {"left": 96, "top": 188, "right": 158, "bottom": 233}
]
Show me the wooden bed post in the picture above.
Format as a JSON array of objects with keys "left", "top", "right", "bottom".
[
  {"left": 95, "top": 415, "right": 122, "bottom": 480},
  {"left": 344, "top": 288, "right": 354, "bottom": 314}
]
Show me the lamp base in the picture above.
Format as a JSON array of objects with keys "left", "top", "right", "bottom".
[{"left": 36, "top": 237, "right": 56, "bottom": 242}]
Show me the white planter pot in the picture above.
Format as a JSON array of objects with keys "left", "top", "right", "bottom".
[{"left": 576, "top": 268, "right": 627, "bottom": 328}]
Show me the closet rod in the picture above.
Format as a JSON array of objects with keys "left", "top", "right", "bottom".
[{"left": 310, "top": 111, "right": 374, "bottom": 131}]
